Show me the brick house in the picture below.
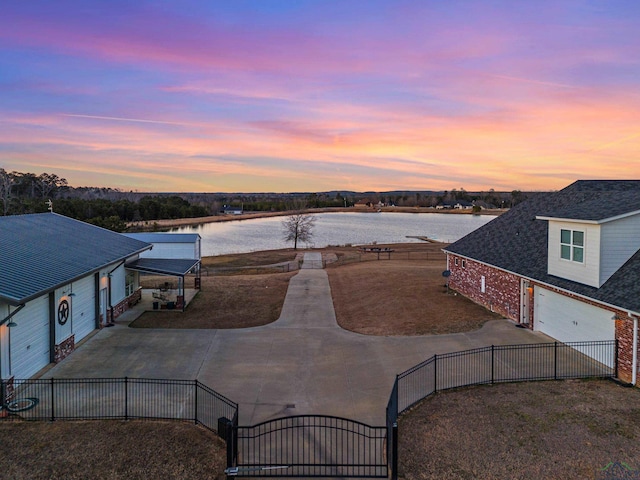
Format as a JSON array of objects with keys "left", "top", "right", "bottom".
[{"left": 443, "top": 180, "right": 640, "bottom": 385}]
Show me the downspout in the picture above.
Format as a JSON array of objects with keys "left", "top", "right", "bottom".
[
  {"left": 107, "top": 260, "right": 125, "bottom": 325},
  {"left": 0, "top": 304, "right": 25, "bottom": 328},
  {"left": 181, "top": 275, "right": 185, "bottom": 312},
  {"left": 632, "top": 314, "right": 638, "bottom": 386}
]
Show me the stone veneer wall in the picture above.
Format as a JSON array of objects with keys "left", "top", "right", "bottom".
[
  {"left": 54, "top": 335, "right": 75, "bottom": 363},
  {"left": 104, "top": 289, "right": 141, "bottom": 325}
]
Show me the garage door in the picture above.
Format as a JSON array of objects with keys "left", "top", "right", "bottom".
[
  {"left": 10, "top": 295, "right": 50, "bottom": 379},
  {"left": 71, "top": 275, "right": 96, "bottom": 342},
  {"left": 534, "top": 288, "right": 614, "bottom": 367}
]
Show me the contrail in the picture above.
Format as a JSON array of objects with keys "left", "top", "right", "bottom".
[
  {"left": 586, "top": 132, "right": 640, "bottom": 152},
  {"left": 486, "top": 73, "right": 577, "bottom": 89},
  {"left": 61, "top": 113, "right": 195, "bottom": 127}
]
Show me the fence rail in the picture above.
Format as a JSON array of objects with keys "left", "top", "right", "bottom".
[
  {"left": 385, "top": 339, "right": 617, "bottom": 479},
  {"left": 229, "top": 415, "right": 388, "bottom": 478},
  {"left": 1, "top": 339, "right": 619, "bottom": 480},
  {"left": 0, "top": 377, "right": 237, "bottom": 435}
]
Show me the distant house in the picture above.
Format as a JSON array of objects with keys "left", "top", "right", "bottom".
[
  {"left": 0, "top": 213, "right": 151, "bottom": 380},
  {"left": 453, "top": 201, "right": 474, "bottom": 210},
  {"left": 222, "top": 205, "right": 243, "bottom": 215},
  {"left": 354, "top": 199, "right": 372, "bottom": 208},
  {"left": 443, "top": 180, "right": 640, "bottom": 385},
  {"left": 355, "top": 199, "right": 382, "bottom": 209}
]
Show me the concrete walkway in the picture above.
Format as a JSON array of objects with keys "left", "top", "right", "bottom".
[{"left": 43, "top": 253, "right": 550, "bottom": 425}]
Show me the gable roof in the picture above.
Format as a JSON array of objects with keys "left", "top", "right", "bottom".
[
  {"left": 0, "top": 213, "right": 151, "bottom": 305},
  {"left": 444, "top": 180, "right": 640, "bottom": 313},
  {"left": 123, "top": 233, "right": 200, "bottom": 244}
]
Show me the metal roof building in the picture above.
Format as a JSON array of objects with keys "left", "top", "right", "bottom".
[
  {"left": 123, "top": 232, "right": 200, "bottom": 244},
  {"left": 0, "top": 213, "right": 153, "bottom": 380},
  {"left": 0, "top": 213, "right": 151, "bottom": 306}
]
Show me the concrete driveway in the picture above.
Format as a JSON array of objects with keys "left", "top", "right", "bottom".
[{"left": 43, "top": 252, "right": 549, "bottom": 425}]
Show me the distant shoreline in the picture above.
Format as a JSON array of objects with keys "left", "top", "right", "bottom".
[{"left": 126, "top": 206, "right": 507, "bottom": 232}]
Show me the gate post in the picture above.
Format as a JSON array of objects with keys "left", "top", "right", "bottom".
[
  {"left": 615, "top": 338, "right": 619, "bottom": 379},
  {"left": 194, "top": 380, "right": 198, "bottom": 425},
  {"left": 392, "top": 422, "right": 398, "bottom": 480},
  {"left": 50, "top": 378, "right": 55, "bottom": 422},
  {"left": 491, "top": 345, "right": 495, "bottom": 384},
  {"left": 433, "top": 354, "right": 438, "bottom": 392},
  {"left": 124, "top": 377, "right": 129, "bottom": 421},
  {"left": 225, "top": 419, "right": 235, "bottom": 471}
]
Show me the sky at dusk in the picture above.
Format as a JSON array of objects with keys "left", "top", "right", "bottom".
[{"left": 1, "top": 1, "right": 639, "bottom": 193}]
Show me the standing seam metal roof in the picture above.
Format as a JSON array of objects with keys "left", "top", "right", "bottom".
[
  {"left": 0, "top": 213, "right": 151, "bottom": 305},
  {"left": 122, "top": 233, "right": 201, "bottom": 244}
]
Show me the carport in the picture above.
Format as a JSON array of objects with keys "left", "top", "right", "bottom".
[{"left": 125, "top": 258, "right": 201, "bottom": 312}]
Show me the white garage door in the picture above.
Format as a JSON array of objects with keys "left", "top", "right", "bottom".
[
  {"left": 534, "top": 288, "right": 615, "bottom": 367},
  {"left": 10, "top": 295, "right": 50, "bottom": 379},
  {"left": 71, "top": 275, "right": 96, "bottom": 342}
]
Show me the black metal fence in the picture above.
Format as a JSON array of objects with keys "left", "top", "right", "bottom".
[
  {"left": 1, "top": 339, "right": 619, "bottom": 479},
  {"left": 1, "top": 377, "right": 237, "bottom": 435},
  {"left": 227, "top": 415, "right": 388, "bottom": 478},
  {"left": 325, "top": 249, "right": 445, "bottom": 269},
  {"left": 385, "top": 340, "right": 617, "bottom": 479}
]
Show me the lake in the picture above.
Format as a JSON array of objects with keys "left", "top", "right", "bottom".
[{"left": 171, "top": 212, "right": 495, "bottom": 257}]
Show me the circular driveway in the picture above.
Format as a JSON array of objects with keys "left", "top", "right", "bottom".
[{"left": 43, "top": 253, "right": 548, "bottom": 425}]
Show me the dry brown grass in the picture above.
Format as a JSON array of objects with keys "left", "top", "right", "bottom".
[
  {"left": 3, "top": 381, "right": 637, "bottom": 479},
  {"left": 400, "top": 379, "right": 640, "bottom": 479},
  {"left": 327, "top": 247, "right": 502, "bottom": 335},
  {"left": 0, "top": 420, "right": 227, "bottom": 480},
  {"left": 5, "top": 243, "right": 640, "bottom": 478},
  {"left": 131, "top": 272, "right": 296, "bottom": 328},
  {"left": 201, "top": 248, "right": 298, "bottom": 269},
  {"left": 130, "top": 242, "right": 499, "bottom": 333}
]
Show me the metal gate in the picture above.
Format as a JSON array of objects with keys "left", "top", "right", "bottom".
[{"left": 224, "top": 415, "right": 388, "bottom": 478}]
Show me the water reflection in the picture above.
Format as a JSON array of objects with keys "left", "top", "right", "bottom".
[{"left": 172, "top": 212, "right": 494, "bottom": 256}]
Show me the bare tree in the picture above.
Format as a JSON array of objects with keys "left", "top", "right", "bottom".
[
  {"left": 282, "top": 213, "right": 316, "bottom": 250},
  {"left": 0, "top": 169, "right": 14, "bottom": 216},
  {"left": 36, "top": 173, "right": 68, "bottom": 199}
]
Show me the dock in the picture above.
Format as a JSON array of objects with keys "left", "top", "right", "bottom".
[{"left": 406, "top": 236, "right": 436, "bottom": 242}]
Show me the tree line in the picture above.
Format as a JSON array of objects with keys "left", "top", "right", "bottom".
[
  {"left": 0, "top": 169, "right": 209, "bottom": 231},
  {"left": 1, "top": 168, "right": 530, "bottom": 232}
]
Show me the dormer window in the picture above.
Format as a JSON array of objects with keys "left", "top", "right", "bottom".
[{"left": 560, "top": 229, "right": 584, "bottom": 263}]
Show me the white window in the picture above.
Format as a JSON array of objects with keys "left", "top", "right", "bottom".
[
  {"left": 481, "top": 276, "right": 486, "bottom": 293},
  {"left": 454, "top": 258, "right": 459, "bottom": 266},
  {"left": 125, "top": 272, "right": 136, "bottom": 296},
  {"left": 560, "top": 229, "right": 584, "bottom": 263},
  {"left": 462, "top": 259, "right": 466, "bottom": 269}
]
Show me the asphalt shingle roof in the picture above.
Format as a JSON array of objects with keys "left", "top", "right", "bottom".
[
  {"left": 444, "top": 180, "right": 640, "bottom": 314},
  {"left": 0, "top": 213, "right": 151, "bottom": 305}
]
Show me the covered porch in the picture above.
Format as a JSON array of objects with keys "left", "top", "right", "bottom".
[{"left": 125, "top": 258, "right": 201, "bottom": 312}]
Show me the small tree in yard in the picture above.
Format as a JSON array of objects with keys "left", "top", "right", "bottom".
[{"left": 282, "top": 213, "right": 316, "bottom": 250}]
